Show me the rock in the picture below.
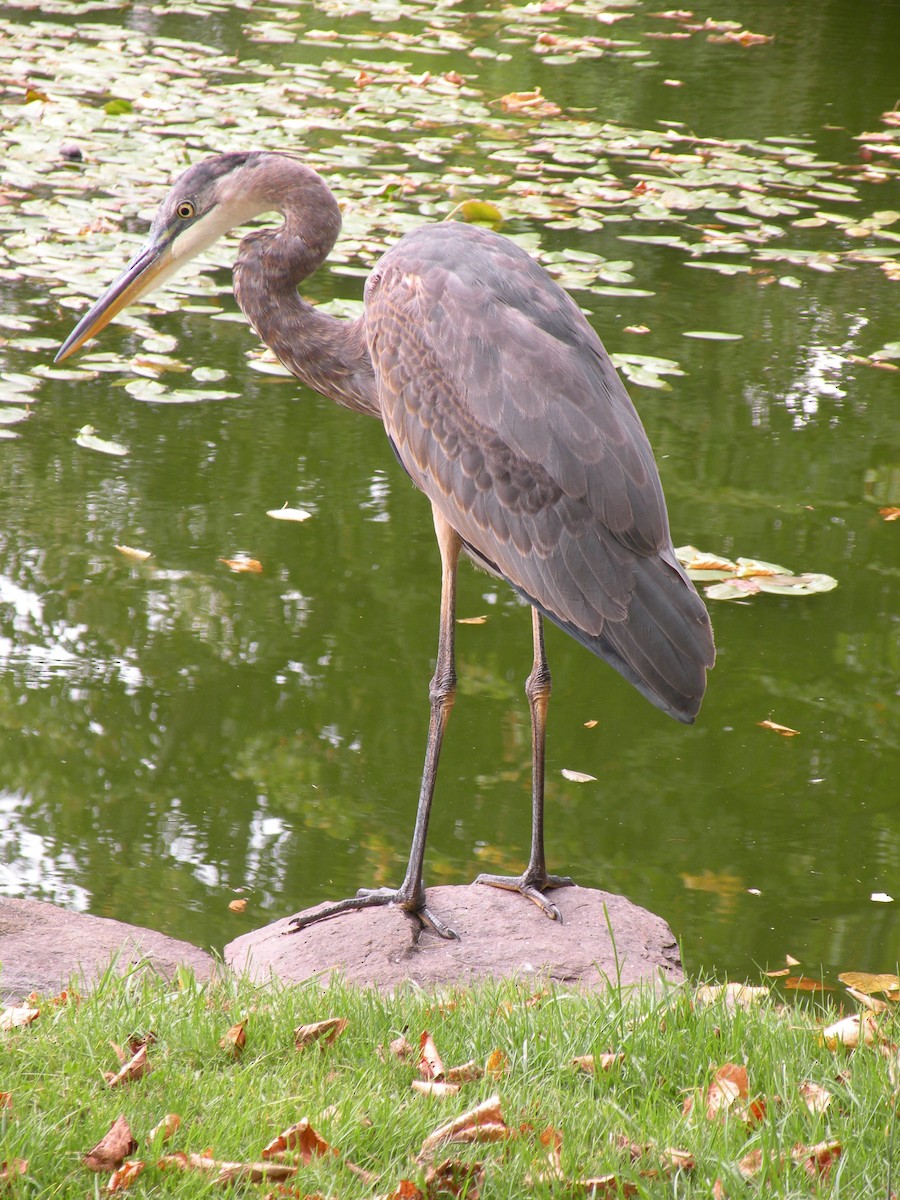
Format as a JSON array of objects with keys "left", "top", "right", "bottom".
[
  {"left": 0, "top": 897, "right": 215, "bottom": 1002},
  {"left": 225, "top": 884, "right": 682, "bottom": 991}
]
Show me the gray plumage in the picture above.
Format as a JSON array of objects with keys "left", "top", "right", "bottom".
[{"left": 58, "top": 150, "right": 715, "bottom": 937}]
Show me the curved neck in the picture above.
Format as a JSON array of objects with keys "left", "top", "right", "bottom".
[{"left": 232, "top": 160, "right": 378, "bottom": 417}]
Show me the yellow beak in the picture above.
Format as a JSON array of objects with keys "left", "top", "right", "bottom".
[{"left": 56, "top": 234, "right": 177, "bottom": 362}]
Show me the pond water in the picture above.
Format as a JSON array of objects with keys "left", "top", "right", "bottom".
[{"left": 0, "top": 0, "right": 898, "bottom": 983}]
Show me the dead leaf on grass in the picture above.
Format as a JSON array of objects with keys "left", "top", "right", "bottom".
[
  {"left": 822, "top": 1013, "right": 878, "bottom": 1049},
  {"left": 261, "top": 1118, "right": 336, "bottom": 1163},
  {"left": 148, "top": 1114, "right": 181, "bottom": 1143},
  {"left": 104, "top": 1044, "right": 151, "bottom": 1087},
  {"left": 572, "top": 1052, "right": 623, "bottom": 1073},
  {"left": 84, "top": 1115, "right": 138, "bottom": 1172},
  {"left": 694, "top": 982, "right": 769, "bottom": 1010},
  {"left": 294, "top": 1017, "right": 348, "bottom": 1050},
  {"left": 220, "top": 1020, "right": 247, "bottom": 1058},
  {"left": 792, "top": 1138, "right": 842, "bottom": 1181},
  {"left": 418, "top": 1095, "right": 510, "bottom": 1157},
  {"left": 798, "top": 1081, "right": 832, "bottom": 1114},
  {"left": 0, "top": 1005, "right": 39, "bottom": 1031},
  {"left": 412, "top": 1080, "right": 461, "bottom": 1098},
  {"left": 158, "top": 1152, "right": 297, "bottom": 1185},
  {"left": 107, "top": 1160, "right": 146, "bottom": 1191},
  {"left": 419, "top": 1030, "right": 445, "bottom": 1080},
  {"left": 446, "top": 1060, "right": 483, "bottom": 1083}
]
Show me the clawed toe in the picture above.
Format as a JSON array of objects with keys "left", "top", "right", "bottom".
[
  {"left": 285, "top": 886, "right": 459, "bottom": 940},
  {"left": 474, "top": 870, "right": 575, "bottom": 922}
]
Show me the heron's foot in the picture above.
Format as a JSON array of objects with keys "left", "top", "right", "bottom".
[
  {"left": 474, "top": 870, "right": 575, "bottom": 923},
  {"left": 286, "top": 886, "right": 460, "bottom": 941}
]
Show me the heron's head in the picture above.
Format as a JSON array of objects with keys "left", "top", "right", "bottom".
[{"left": 56, "top": 151, "right": 293, "bottom": 361}]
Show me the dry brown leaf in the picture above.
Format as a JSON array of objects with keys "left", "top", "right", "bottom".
[
  {"left": 0, "top": 1093, "right": 11, "bottom": 1110},
  {"left": 583, "top": 719, "right": 599, "bottom": 728},
  {"left": 148, "top": 1114, "right": 181, "bottom": 1143},
  {"left": 879, "top": 506, "right": 900, "bottom": 521},
  {"left": 784, "top": 975, "right": 831, "bottom": 993},
  {"left": 712, "top": 1179, "right": 727, "bottom": 1199},
  {"left": 0, "top": 1005, "right": 39, "bottom": 1031},
  {"left": 0, "top": 1159, "right": 26, "bottom": 1183},
  {"left": 107, "top": 1160, "right": 146, "bottom": 1192},
  {"left": 219, "top": 556, "right": 263, "bottom": 573},
  {"left": 423, "top": 1158, "right": 484, "bottom": 1198},
  {"left": 705, "top": 1064, "right": 748, "bottom": 1118},
  {"left": 388, "top": 1035, "right": 415, "bottom": 1062},
  {"left": 792, "top": 1138, "right": 842, "bottom": 1180},
  {"left": 446, "top": 1060, "right": 483, "bottom": 1083},
  {"left": 412, "top": 1080, "right": 461, "bottom": 1098},
  {"left": 418, "top": 1095, "right": 510, "bottom": 1157},
  {"left": 695, "top": 983, "right": 770, "bottom": 1010},
  {"left": 376, "top": 1180, "right": 423, "bottom": 1200},
  {"left": 799, "top": 1081, "right": 832, "bottom": 1114},
  {"left": 104, "top": 1044, "right": 151, "bottom": 1087},
  {"left": 115, "top": 544, "right": 152, "bottom": 562},
  {"left": 84, "top": 1116, "right": 138, "bottom": 1172},
  {"left": 572, "top": 1052, "right": 623, "bottom": 1073},
  {"left": 294, "top": 1017, "right": 348, "bottom": 1050},
  {"left": 758, "top": 719, "right": 800, "bottom": 736},
  {"left": 844, "top": 986, "right": 894, "bottom": 1013},
  {"left": 419, "top": 1030, "right": 445, "bottom": 1080},
  {"left": 822, "top": 1013, "right": 878, "bottom": 1049},
  {"left": 220, "top": 1021, "right": 247, "bottom": 1058},
  {"left": 837, "top": 971, "right": 900, "bottom": 998},
  {"left": 260, "top": 1118, "right": 335, "bottom": 1163},
  {"left": 539, "top": 1125, "right": 564, "bottom": 1177},
  {"left": 456, "top": 615, "right": 488, "bottom": 625},
  {"left": 485, "top": 1049, "right": 508, "bottom": 1078},
  {"left": 158, "top": 1152, "right": 298, "bottom": 1184},
  {"left": 499, "top": 87, "right": 561, "bottom": 116},
  {"left": 228, "top": 898, "right": 248, "bottom": 913}
]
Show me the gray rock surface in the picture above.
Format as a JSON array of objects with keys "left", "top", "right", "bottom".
[
  {"left": 0, "top": 896, "right": 215, "bottom": 1002},
  {"left": 225, "top": 884, "right": 682, "bottom": 991}
]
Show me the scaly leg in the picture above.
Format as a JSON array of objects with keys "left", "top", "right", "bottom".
[
  {"left": 288, "top": 506, "right": 461, "bottom": 939},
  {"left": 475, "top": 607, "right": 574, "bottom": 920}
]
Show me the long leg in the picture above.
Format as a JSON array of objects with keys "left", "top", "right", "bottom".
[
  {"left": 474, "top": 607, "right": 574, "bottom": 920},
  {"left": 288, "top": 506, "right": 462, "bottom": 939}
]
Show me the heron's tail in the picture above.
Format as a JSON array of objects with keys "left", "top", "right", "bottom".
[{"left": 528, "top": 549, "right": 715, "bottom": 724}]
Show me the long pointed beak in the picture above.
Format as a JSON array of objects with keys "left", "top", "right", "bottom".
[{"left": 56, "top": 236, "right": 177, "bottom": 363}]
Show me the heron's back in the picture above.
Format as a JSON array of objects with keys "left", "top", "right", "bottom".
[{"left": 364, "top": 223, "right": 714, "bottom": 722}]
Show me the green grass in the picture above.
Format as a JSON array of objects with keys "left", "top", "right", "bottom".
[{"left": 0, "top": 965, "right": 896, "bottom": 1197}]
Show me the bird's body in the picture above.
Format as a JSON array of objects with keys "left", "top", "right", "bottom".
[{"left": 58, "top": 150, "right": 714, "bottom": 936}]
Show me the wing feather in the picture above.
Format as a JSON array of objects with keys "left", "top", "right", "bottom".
[{"left": 365, "top": 223, "right": 714, "bottom": 721}]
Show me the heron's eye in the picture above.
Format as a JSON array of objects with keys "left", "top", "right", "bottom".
[{"left": 176, "top": 201, "right": 196, "bottom": 220}]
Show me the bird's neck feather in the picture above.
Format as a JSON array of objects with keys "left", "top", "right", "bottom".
[{"left": 232, "top": 163, "right": 378, "bottom": 417}]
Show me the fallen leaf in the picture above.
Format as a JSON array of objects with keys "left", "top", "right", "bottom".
[
  {"left": 228, "top": 898, "right": 248, "bottom": 912},
  {"left": 220, "top": 1021, "right": 246, "bottom": 1058},
  {"left": 423, "top": 1158, "right": 484, "bottom": 1198},
  {"left": 485, "top": 1049, "right": 508, "bottom": 1078},
  {"left": 798, "top": 1081, "right": 832, "bottom": 1114},
  {"left": 115, "top": 544, "right": 152, "bottom": 562},
  {"left": 844, "top": 987, "right": 894, "bottom": 1013},
  {"left": 822, "top": 1013, "right": 878, "bottom": 1049},
  {"left": 84, "top": 1115, "right": 138, "bottom": 1172},
  {"left": 785, "top": 975, "right": 832, "bottom": 993},
  {"left": 108, "top": 1160, "right": 146, "bottom": 1191},
  {"left": 419, "top": 1095, "right": 510, "bottom": 1157},
  {"left": 446, "top": 1060, "right": 483, "bottom": 1082},
  {"left": 561, "top": 769, "right": 597, "bottom": 783},
  {"left": 0, "top": 1005, "right": 39, "bottom": 1031},
  {"left": 219, "top": 556, "right": 263, "bottom": 573},
  {"left": 837, "top": 971, "right": 900, "bottom": 997},
  {"left": 499, "top": 87, "right": 561, "bottom": 117},
  {"left": 456, "top": 615, "right": 488, "bottom": 625},
  {"left": 583, "top": 719, "right": 598, "bottom": 728},
  {"left": 104, "top": 1044, "right": 151, "bottom": 1087},
  {"left": 879, "top": 507, "right": 900, "bottom": 521},
  {"left": 572, "top": 1053, "right": 623, "bottom": 1073},
  {"left": 260, "top": 1118, "right": 335, "bottom": 1163},
  {"left": 266, "top": 505, "right": 312, "bottom": 522},
  {"left": 792, "top": 1139, "right": 842, "bottom": 1180},
  {"left": 0, "top": 1160, "right": 26, "bottom": 1183},
  {"left": 419, "top": 1030, "right": 446, "bottom": 1080},
  {"left": 758, "top": 719, "right": 800, "bottom": 737},
  {"left": 76, "top": 425, "right": 128, "bottom": 456},
  {"left": 389, "top": 1035, "right": 415, "bottom": 1062},
  {"left": 694, "top": 983, "right": 769, "bottom": 1010},
  {"left": 158, "top": 1152, "right": 297, "bottom": 1184},
  {"left": 148, "top": 1114, "right": 181, "bottom": 1143},
  {"left": 294, "top": 1017, "right": 348, "bottom": 1049},
  {"left": 704, "top": 1064, "right": 748, "bottom": 1119},
  {"left": 412, "top": 1080, "right": 461, "bottom": 1098}
]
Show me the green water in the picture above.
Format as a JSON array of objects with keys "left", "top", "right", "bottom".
[{"left": 0, "top": 0, "right": 897, "bottom": 980}]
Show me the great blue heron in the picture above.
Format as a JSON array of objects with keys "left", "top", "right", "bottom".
[{"left": 58, "top": 150, "right": 714, "bottom": 939}]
